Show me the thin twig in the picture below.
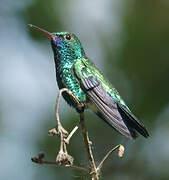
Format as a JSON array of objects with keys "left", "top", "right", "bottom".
[
  {"left": 31, "top": 157, "right": 89, "bottom": 173},
  {"left": 80, "top": 113, "right": 99, "bottom": 180},
  {"left": 64, "top": 125, "right": 79, "bottom": 144},
  {"left": 97, "top": 144, "right": 125, "bottom": 171},
  {"left": 54, "top": 88, "right": 83, "bottom": 165},
  {"left": 55, "top": 88, "right": 81, "bottom": 136}
]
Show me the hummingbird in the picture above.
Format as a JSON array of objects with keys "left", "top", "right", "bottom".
[{"left": 29, "top": 24, "right": 149, "bottom": 139}]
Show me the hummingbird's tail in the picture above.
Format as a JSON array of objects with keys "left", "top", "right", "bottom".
[
  {"left": 116, "top": 103, "right": 149, "bottom": 138},
  {"left": 95, "top": 104, "right": 149, "bottom": 139}
]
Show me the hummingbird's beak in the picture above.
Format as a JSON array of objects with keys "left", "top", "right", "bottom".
[{"left": 28, "top": 24, "right": 56, "bottom": 39}]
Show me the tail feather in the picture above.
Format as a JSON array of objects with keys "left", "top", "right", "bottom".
[{"left": 117, "top": 103, "right": 149, "bottom": 138}]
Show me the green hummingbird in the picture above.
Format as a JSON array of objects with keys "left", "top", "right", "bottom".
[{"left": 29, "top": 24, "right": 149, "bottom": 139}]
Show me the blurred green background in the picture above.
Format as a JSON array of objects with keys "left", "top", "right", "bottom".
[{"left": 0, "top": 0, "right": 169, "bottom": 179}]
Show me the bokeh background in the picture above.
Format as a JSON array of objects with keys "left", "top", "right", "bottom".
[{"left": 1, "top": 0, "right": 169, "bottom": 179}]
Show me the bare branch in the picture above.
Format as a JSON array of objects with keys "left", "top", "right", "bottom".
[
  {"left": 31, "top": 155, "right": 89, "bottom": 173},
  {"left": 31, "top": 88, "right": 125, "bottom": 180},
  {"left": 80, "top": 113, "right": 99, "bottom": 180}
]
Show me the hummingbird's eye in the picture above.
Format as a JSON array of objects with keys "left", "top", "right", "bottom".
[{"left": 64, "top": 34, "right": 72, "bottom": 41}]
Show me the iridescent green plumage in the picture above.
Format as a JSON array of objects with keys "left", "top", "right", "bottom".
[
  {"left": 74, "top": 58, "right": 129, "bottom": 109},
  {"left": 30, "top": 25, "right": 149, "bottom": 139}
]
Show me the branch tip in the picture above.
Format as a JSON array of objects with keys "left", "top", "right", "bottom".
[{"left": 118, "top": 144, "right": 125, "bottom": 158}]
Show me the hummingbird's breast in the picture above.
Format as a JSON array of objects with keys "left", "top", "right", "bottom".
[{"left": 55, "top": 61, "right": 87, "bottom": 109}]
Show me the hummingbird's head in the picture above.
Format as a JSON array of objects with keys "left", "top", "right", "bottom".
[
  {"left": 51, "top": 32, "right": 85, "bottom": 60},
  {"left": 29, "top": 25, "right": 85, "bottom": 61}
]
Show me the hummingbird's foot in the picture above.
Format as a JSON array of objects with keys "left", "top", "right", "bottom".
[
  {"left": 56, "top": 149, "right": 73, "bottom": 166},
  {"left": 76, "top": 102, "right": 85, "bottom": 114}
]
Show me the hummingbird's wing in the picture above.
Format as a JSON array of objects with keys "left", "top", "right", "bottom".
[{"left": 74, "top": 58, "right": 149, "bottom": 139}]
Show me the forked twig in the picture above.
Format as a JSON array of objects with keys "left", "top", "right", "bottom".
[
  {"left": 31, "top": 88, "right": 125, "bottom": 180},
  {"left": 49, "top": 88, "right": 82, "bottom": 165}
]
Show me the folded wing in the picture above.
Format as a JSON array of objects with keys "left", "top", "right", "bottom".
[{"left": 74, "top": 59, "right": 149, "bottom": 139}]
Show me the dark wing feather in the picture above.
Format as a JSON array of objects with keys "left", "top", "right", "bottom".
[
  {"left": 82, "top": 77, "right": 149, "bottom": 139},
  {"left": 117, "top": 103, "right": 149, "bottom": 138}
]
